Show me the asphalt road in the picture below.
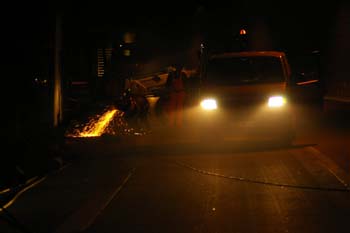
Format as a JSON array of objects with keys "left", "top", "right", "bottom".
[
  {"left": 1, "top": 104, "right": 349, "bottom": 233},
  {"left": 86, "top": 145, "right": 350, "bottom": 233},
  {"left": 1, "top": 134, "right": 350, "bottom": 233}
]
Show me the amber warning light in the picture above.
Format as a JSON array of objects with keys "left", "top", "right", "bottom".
[{"left": 240, "top": 29, "right": 247, "bottom": 35}]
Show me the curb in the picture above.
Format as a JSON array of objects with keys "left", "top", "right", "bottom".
[
  {"left": 0, "top": 156, "right": 69, "bottom": 210},
  {"left": 0, "top": 176, "right": 45, "bottom": 209},
  {"left": 323, "top": 96, "right": 350, "bottom": 113}
]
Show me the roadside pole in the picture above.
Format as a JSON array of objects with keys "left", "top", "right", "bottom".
[{"left": 53, "top": 14, "right": 63, "bottom": 127}]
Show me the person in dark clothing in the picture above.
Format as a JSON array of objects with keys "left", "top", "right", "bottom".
[{"left": 165, "top": 64, "right": 187, "bottom": 127}]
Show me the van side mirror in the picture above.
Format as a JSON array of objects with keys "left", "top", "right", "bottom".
[{"left": 293, "top": 72, "right": 319, "bottom": 86}]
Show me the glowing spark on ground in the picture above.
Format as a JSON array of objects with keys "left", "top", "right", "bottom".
[{"left": 69, "top": 109, "right": 117, "bottom": 138}]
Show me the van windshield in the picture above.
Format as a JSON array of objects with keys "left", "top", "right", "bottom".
[{"left": 206, "top": 56, "right": 285, "bottom": 85}]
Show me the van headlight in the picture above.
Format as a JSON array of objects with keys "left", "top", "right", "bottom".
[
  {"left": 268, "top": 96, "right": 286, "bottom": 108},
  {"left": 200, "top": 98, "right": 217, "bottom": 110}
]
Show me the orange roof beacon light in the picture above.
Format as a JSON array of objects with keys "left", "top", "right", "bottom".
[{"left": 239, "top": 29, "right": 247, "bottom": 35}]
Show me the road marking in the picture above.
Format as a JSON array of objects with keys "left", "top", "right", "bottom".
[
  {"left": 54, "top": 168, "right": 136, "bottom": 233},
  {"left": 81, "top": 168, "right": 136, "bottom": 231},
  {"left": 306, "top": 146, "right": 350, "bottom": 190},
  {"left": 0, "top": 176, "right": 46, "bottom": 211},
  {"left": 0, "top": 188, "right": 11, "bottom": 195},
  {"left": 0, "top": 163, "right": 71, "bottom": 211}
]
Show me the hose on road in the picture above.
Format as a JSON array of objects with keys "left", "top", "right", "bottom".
[{"left": 174, "top": 160, "right": 350, "bottom": 193}]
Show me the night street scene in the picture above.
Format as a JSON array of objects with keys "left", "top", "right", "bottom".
[{"left": 1, "top": 1, "right": 350, "bottom": 233}]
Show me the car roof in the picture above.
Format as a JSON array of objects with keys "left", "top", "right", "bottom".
[{"left": 210, "top": 51, "right": 286, "bottom": 59}]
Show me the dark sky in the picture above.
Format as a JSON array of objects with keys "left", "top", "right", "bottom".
[
  {"left": 64, "top": 1, "right": 338, "bottom": 51},
  {"left": 2, "top": 1, "right": 340, "bottom": 48},
  {"left": 2, "top": 1, "right": 347, "bottom": 75}
]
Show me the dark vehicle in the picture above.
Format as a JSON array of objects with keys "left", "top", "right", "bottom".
[{"left": 195, "top": 51, "right": 296, "bottom": 144}]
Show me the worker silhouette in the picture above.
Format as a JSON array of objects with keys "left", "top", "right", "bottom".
[{"left": 165, "top": 64, "right": 187, "bottom": 128}]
